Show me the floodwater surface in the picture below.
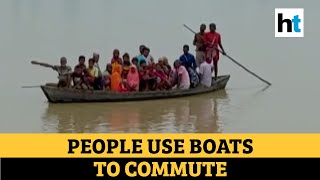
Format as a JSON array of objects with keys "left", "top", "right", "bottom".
[{"left": 0, "top": 0, "right": 319, "bottom": 133}]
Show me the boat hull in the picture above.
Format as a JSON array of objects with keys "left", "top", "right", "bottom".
[{"left": 40, "top": 75, "right": 230, "bottom": 103}]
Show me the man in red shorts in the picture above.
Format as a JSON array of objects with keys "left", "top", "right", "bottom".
[{"left": 204, "top": 23, "right": 226, "bottom": 80}]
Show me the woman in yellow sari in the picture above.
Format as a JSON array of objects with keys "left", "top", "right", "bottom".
[{"left": 111, "top": 61, "right": 123, "bottom": 91}]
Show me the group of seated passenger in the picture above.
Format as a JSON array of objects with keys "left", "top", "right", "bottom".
[{"left": 45, "top": 44, "right": 214, "bottom": 91}]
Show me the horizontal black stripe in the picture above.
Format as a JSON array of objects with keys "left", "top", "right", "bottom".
[{"left": 1, "top": 158, "right": 319, "bottom": 179}]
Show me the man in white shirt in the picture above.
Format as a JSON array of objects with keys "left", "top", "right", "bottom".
[{"left": 199, "top": 59, "right": 213, "bottom": 88}]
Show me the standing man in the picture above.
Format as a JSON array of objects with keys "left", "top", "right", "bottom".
[
  {"left": 179, "top": 45, "right": 199, "bottom": 88},
  {"left": 135, "top": 45, "right": 145, "bottom": 58},
  {"left": 193, "top": 24, "right": 207, "bottom": 67},
  {"left": 179, "top": 45, "right": 197, "bottom": 71},
  {"left": 137, "top": 47, "right": 154, "bottom": 66},
  {"left": 93, "top": 52, "right": 103, "bottom": 89},
  {"left": 204, "top": 23, "right": 226, "bottom": 80}
]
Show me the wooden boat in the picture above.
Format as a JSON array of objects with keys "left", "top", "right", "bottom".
[{"left": 40, "top": 75, "right": 230, "bottom": 103}]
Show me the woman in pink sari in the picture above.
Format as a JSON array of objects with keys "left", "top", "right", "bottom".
[{"left": 126, "top": 64, "right": 140, "bottom": 91}]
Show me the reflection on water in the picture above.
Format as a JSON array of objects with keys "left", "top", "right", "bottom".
[{"left": 41, "top": 90, "right": 229, "bottom": 133}]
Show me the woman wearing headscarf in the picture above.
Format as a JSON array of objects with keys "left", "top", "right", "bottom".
[
  {"left": 111, "top": 49, "right": 123, "bottom": 65},
  {"left": 122, "top": 53, "right": 131, "bottom": 80},
  {"left": 127, "top": 64, "right": 140, "bottom": 91},
  {"left": 110, "top": 61, "right": 122, "bottom": 91},
  {"left": 154, "top": 63, "right": 170, "bottom": 90},
  {"left": 162, "top": 56, "right": 172, "bottom": 76}
]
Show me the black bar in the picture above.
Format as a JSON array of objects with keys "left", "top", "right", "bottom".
[{"left": 1, "top": 158, "right": 319, "bottom": 179}]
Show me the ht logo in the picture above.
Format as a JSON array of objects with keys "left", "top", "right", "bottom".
[
  {"left": 278, "top": 13, "right": 301, "bottom": 32},
  {"left": 274, "top": 8, "right": 304, "bottom": 37}
]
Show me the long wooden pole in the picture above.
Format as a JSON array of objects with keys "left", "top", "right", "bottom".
[{"left": 183, "top": 24, "right": 272, "bottom": 86}]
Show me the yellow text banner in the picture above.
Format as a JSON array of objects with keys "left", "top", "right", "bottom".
[{"left": 0, "top": 134, "right": 319, "bottom": 158}]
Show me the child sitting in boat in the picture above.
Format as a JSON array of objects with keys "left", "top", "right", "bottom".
[
  {"left": 102, "top": 64, "right": 112, "bottom": 90},
  {"left": 85, "top": 58, "right": 99, "bottom": 90},
  {"left": 77, "top": 56, "right": 87, "bottom": 73},
  {"left": 131, "top": 57, "right": 139, "bottom": 67},
  {"left": 138, "top": 60, "right": 149, "bottom": 91},
  {"left": 71, "top": 65, "right": 88, "bottom": 89}
]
